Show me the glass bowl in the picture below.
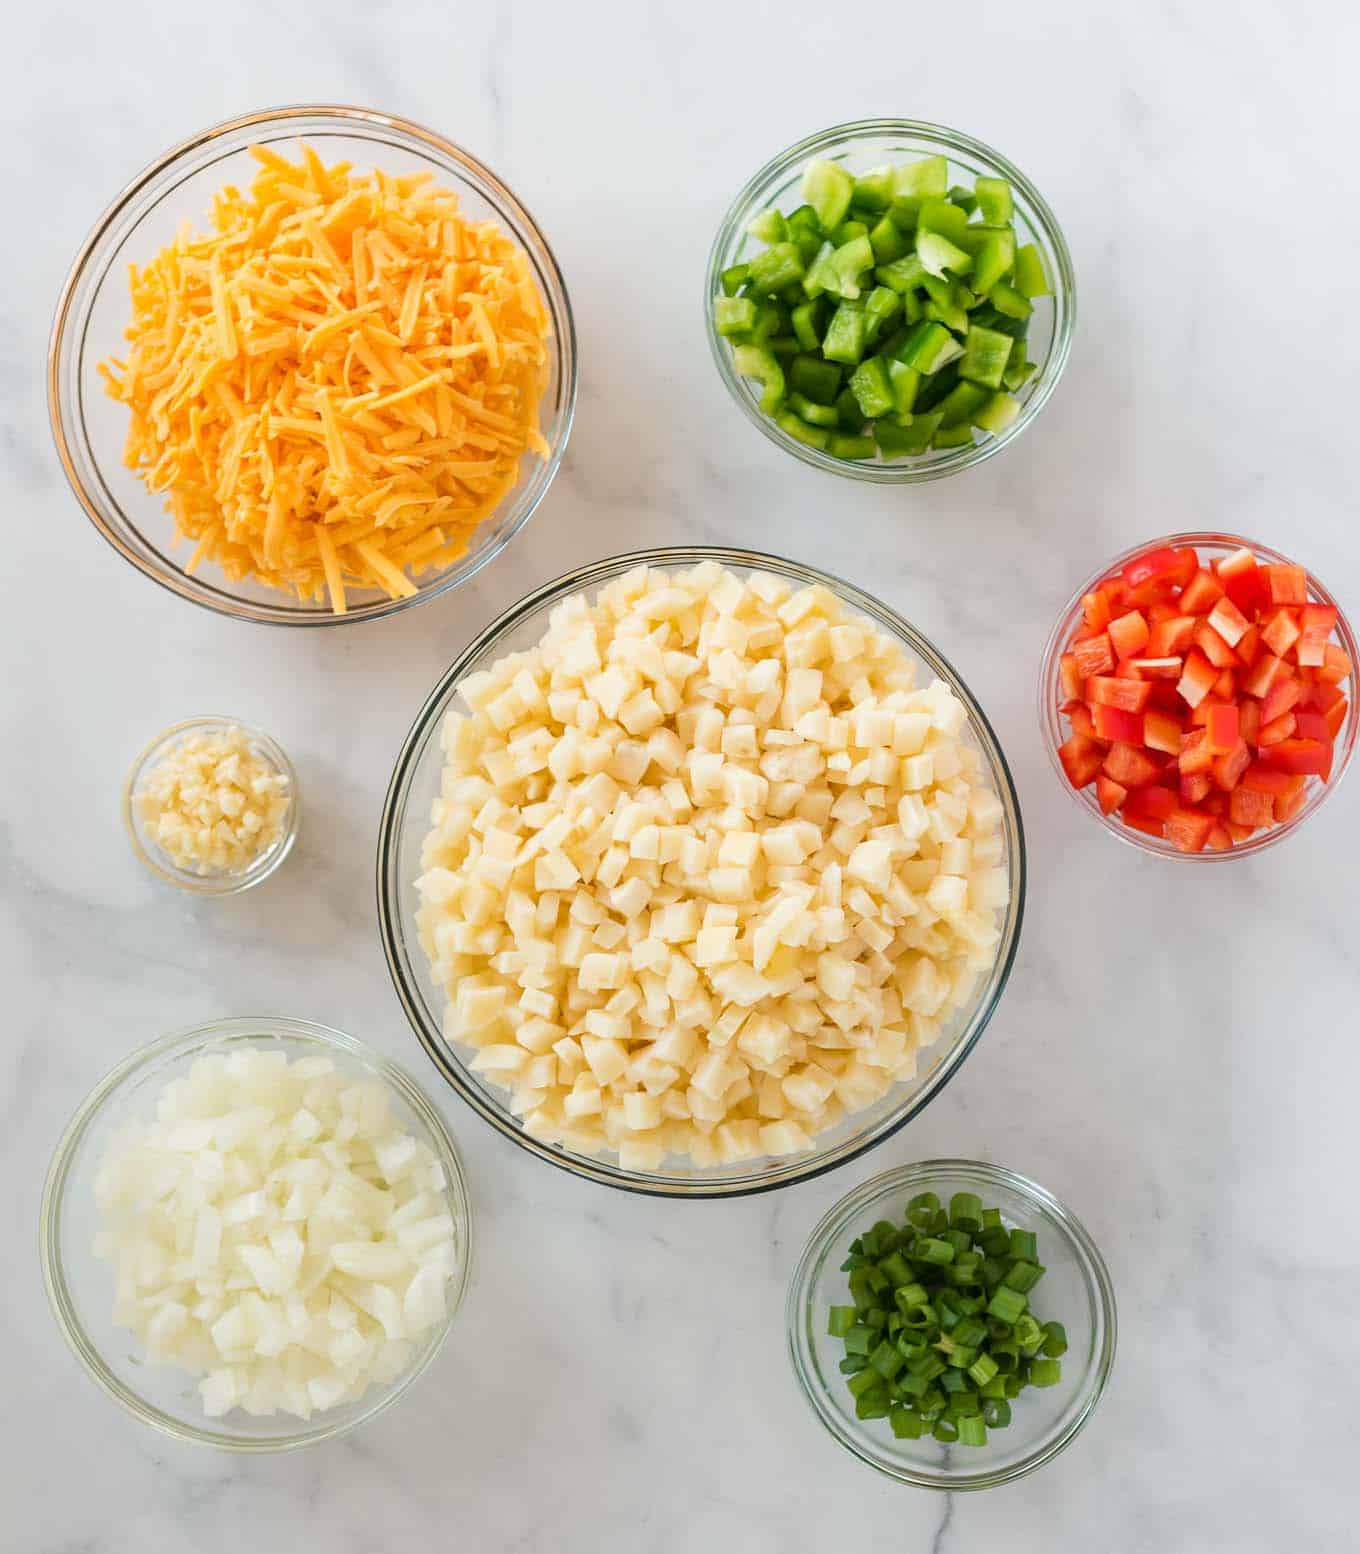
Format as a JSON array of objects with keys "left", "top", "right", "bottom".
[
  {"left": 40, "top": 1016, "right": 472, "bottom": 1452},
  {"left": 48, "top": 104, "right": 577, "bottom": 627},
  {"left": 705, "top": 119, "right": 1074, "bottom": 482},
  {"left": 787, "top": 1159, "right": 1116, "bottom": 1490},
  {"left": 1040, "top": 531, "right": 1358, "bottom": 860},
  {"left": 122, "top": 715, "right": 300, "bottom": 895},
  {"left": 377, "top": 547, "right": 1026, "bottom": 1197}
]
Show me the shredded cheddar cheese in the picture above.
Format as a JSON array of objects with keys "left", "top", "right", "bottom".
[{"left": 100, "top": 145, "right": 553, "bottom": 610}]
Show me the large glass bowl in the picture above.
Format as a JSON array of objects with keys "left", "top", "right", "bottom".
[
  {"left": 48, "top": 104, "right": 577, "bottom": 626},
  {"left": 705, "top": 119, "right": 1074, "bottom": 482},
  {"left": 787, "top": 1160, "right": 1116, "bottom": 1489},
  {"left": 378, "top": 547, "right": 1026, "bottom": 1197},
  {"left": 40, "top": 1017, "right": 473, "bottom": 1451},
  {"left": 1040, "top": 531, "right": 1358, "bottom": 860}
]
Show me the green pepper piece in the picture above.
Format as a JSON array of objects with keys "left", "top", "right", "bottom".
[
  {"left": 887, "top": 359, "right": 920, "bottom": 418},
  {"left": 801, "top": 159, "right": 854, "bottom": 232},
  {"left": 898, "top": 320, "right": 957, "bottom": 374},
  {"left": 851, "top": 165, "right": 896, "bottom": 211},
  {"left": 862, "top": 286, "right": 903, "bottom": 347},
  {"left": 821, "top": 301, "right": 868, "bottom": 364},
  {"left": 974, "top": 176, "right": 1013, "bottom": 226},
  {"left": 784, "top": 204, "right": 824, "bottom": 263},
  {"left": 874, "top": 419, "right": 921, "bottom": 458},
  {"left": 973, "top": 391, "right": 1022, "bottom": 434},
  {"left": 788, "top": 353, "right": 842, "bottom": 405},
  {"left": 921, "top": 275, "right": 969, "bottom": 333},
  {"left": 1014, "top": 242, "right": 1052, "bottom": 298},
  {"left": 848, "top": 355, "right": 894, "bottom": 419},
  {"left": 746, "top": 207, "right": 787, "bottom": 244},
  {"left": 713, "top": 296, "right": 756, "bottom": 338},
  {"left": 917, "top": 198, "right": 970, "bottom": 244},
  {"left": 971, "top": 231, "right": 1016, "bottom": 294},
  {"left": 893, "top": 155, "right": 948, "bottom": 198},
  {"left": 747, "top": 242, "right": 805, "bottom": 295},
  {"left": 775, "top": 408, "right": 829, "bottom": 449},
  {"left": 749, "top": 300, "right": 788, "bottom": 341},
  {"left": 913, "top": 361, "right": 961, "bottom": 412},
  {"left": 959, "top": 325, "right": 1015, "bottom": 389},
  {"left": 790, "top": 300, "right": 824, "bottom": 353},
  {"left": 947, "top": 184, "right": 979, "bottom": 217},
  {"left": 932, "top": 421, "right": 976, "bottom": 449},
  {"left": 915, "top": 230, "right": 973, "bottom": 279},
  {"left": 831, "top": 219, "right": 869, "bottom": 247},
  {"left": 886, "top": 194, "right": 921, "bottom": 231},
  {"left": 1003, "top": 357, "right": 1038, "bottom": 393},
  {"left": 767, "top": 336, "right": 799, "bottom": 359},
  {"left": 874, "top": 254, "right": 927, "bottom": 295},
  {"left": 720, "top": 263, "right": 750, "bottom": 297},
  {"left": 787, "top": 392, "right": 840, "bottom": 427},
  {"left": 938, "top": 381, "right": 990, "bottom": 427},
  {"left": 831, "top": 234, "right": 875, "bottom": 297},
  {"left": 989, "top": 281, "right": 1033, "bottom": 320},
  {"left": 868, "top": 214, "right": 906, "bottom": 266},
  {"left": 828, "top": 432, "right": 876, "bottom": 460},
  {"left": 801, "top": 241, "right": 838, "bottom": 299},
  {"left": 732, "top": 343, "right": 786, "bottom": 414}
]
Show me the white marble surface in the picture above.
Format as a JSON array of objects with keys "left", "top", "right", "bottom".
[{"left": 5, "top": 2, "right": 1360, "bottom": 1549}]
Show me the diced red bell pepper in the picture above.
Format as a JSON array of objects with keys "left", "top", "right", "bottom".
[
  {"left": 1258, "top": 712, "right": 1296, "bottom": 747},
  {"left": 1122, "top": 810, "right": 1166, "bottom": 839},
  {"left": 1204, "top": 823, "right": 1232, "bottom": 851},
  {"left": 1260, "top": 673, "right": 1302, "bottom": 725},
  {"left": 1059, "top": 734, "right": 1106, "bottom": 789},
  {"left": 1124, "top": 783, "right": 1177, "bottom": 820},
  {"left": 1242, "top": 653, "right": 1285, "bottom": 699},
  {"left": 1324, "top": 696, "right": 1349, "bottom": 738},
  {"left": 1082, "top": 589, "right": 1113, "bottom": 631},
  {"left": 1091, "top": 703, "right": 1144, "bottom": 744},
  {"left": 1204, "top": 703, "right": 1240, "bottom": 753},
  {"left": 1238, "top": 698, "right": 1261, "bottom": 747},
  {"left": 1319, "top": 643, "right": 1352, "bottom": 685},
  {"left": 1229, "top": 787, "right": 1275, "bottom": 828},
  {"left": 1264, "top": 737, "right": 1331, "bottom": 777},
  {"left": 1178, "top": 728, "right": 1214, "bottom": 776},
  {"left": 1107, "top": 610, "right": 1150, "bottom": 660},
  {"left": 1215, "top": 547, "right": 1265, "bottom": 613},
  {"left": 1072, "top": 633, "right": 1115, "bottom": 678},
  {"left": 1087, "top": 676, "right": 1152, "bottom": 713},
  {"left": 1058, "top": 652, "right": 1084, "bottom": 702},
  {"left": 1302, "top": 679, "right": 1344, "bottom": 714},
  {"left": 1179, "top": 771, "right": 1211, "bottom": 806},
  {"left": 1294, "top": 604, "right": 1338, "bottom": 668},
  {"left": 1291, "top": 708, "right": 1332, "bottom": 744},
  {"left": 1240, "top": 763, "right": 1300, "bottom": 798},
  {"left": 1095, "top": 774, "right": 1127, "bottom": 815},
  {"left": 1143, "top": 708, "right": 1184, "bottom": 755},
  {"left": 1211, "top": 738, "right": 1251, "bottom": 791},
  {"left": 1193, "top": 621, "right": 1237, "bottom": 670},
  {"left": 1261, "top": 608, "right": 1300, "bottom": 659},
  {"left": 1201, "top": 790, "right": 1227, "bottom": 817},
  {"left": 1179, "top": 569, "right": 1224, "bottom": 615},
  {"left": 1064, "top": 701, "right": 1098, "bottom": 740},
  {"left": 1129, "top": 656, "right": 1183, "bottom": 680},
  {"left": 1207, "top": 596, "right": 1250, "bottom": 648},
  {"left": 1262, "top": 563, "right": 1308, "bottom": 605},
  {"left": 1122, "top": 546, "right": 1184, "bottom": 592},
  {"left": 1234, "top": 624, "right": 1262, "bottom": 667},
  {"left": 1146, "top": 600, "right": 1179, "bottom": 626},
  {"left": 1275, "top": 786, "right": 1309, "bottom": 825},
  {"left": 1147, "top": 616, "right": 1197, "bottom": 657},
  {"left": 1226, "top": 821, "right": 1257, "bottom": 843},
  {"left": 1103, "top": 742, "right": 1162, "bottom": 788},
  {"left": 1177, "top": 649, "right": 1218, "bottom": 709},
  {"left": 1165, "top": 807, "right": 1215, "bottom": 853},
  {"left": 1211, "top": 667, "right": 1237, "bottom": 701}
]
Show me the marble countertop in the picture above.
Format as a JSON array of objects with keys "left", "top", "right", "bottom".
[{"left": 6, "top": 2, "right": 1359, "bottom": 1549}]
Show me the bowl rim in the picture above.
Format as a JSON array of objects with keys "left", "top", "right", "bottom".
[
  {"left": 47, "top": 101, "right": 578, "bottom": 627},
  {"left": 704, "top": 116, "right": 1076, "bottom": 484},
  {"left": 39, "top": 1015, "right": 474, "bottom": 1452},
  {"left": 121, "top": 715, "right": 300, "bottom": 895},
  {"left": 376, "top": 545, "right": 1027, "bottom": 1198},
  {"left": 1039, "top": 530, "right": 1359, "bottom": 860},
  {"left": 786, "top": 1157, "right": 1117, "bottom": 1490}
]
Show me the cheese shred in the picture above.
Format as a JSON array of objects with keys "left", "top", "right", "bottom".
[{"left": 100, "top": 145, "right": 554, "bottom": 609}]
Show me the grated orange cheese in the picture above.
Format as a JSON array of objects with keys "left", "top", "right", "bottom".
[{"left": 100, "top": 145, "right": 553, "bottom": 611}]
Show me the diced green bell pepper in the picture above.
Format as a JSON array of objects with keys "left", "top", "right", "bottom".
[
  {"left": 831, "top": 234, "right": 875, "bottom": 297},
  {"left": 989, "top": 281, "right": 1033, "bottom": 319},
  {"left": 801, "top": 241, "right": 837, "bottom": 299},
  {"left": 835, "top": 387, "right": 867, "bottom": 431},
  {"left": 948, "top": 184, "right": 979, "bottom": 216},
  {"left": 874, "top": 254, "right": 928, "bottom": 295},
  {"left": 747, "top": 242, "right": 805, "bottom": 295},
  {"left": 914, "top": 362, "right": 961, "bottom": 411},
  {"left": 868, "top": 214, "right": 906, "bottom": 265},
  {"left": 775, "top": 408, "right": 829, "bottom": 449},
  {"left": 917, "top": 198, "right": 970, "bottom": 244},
  {"left": 749, "top": 300, "right": 788, "bottom": 341},
  {"left": 916, "top": 230, "right": 973, "bottom": 279},
  {"left": 720, "top": 263, "right": 750, "bottom": 297},
  {"left": 790, "top": 299, "right": 823, "bottom": 353},
  {"left": 974, "top": 177, "right": 1013, "bottom": 226},
  {"left": 1014, "top": 242, "right": 1052, "bottom": 298},
  {"left": 713, "top": 296, "right": 756, "bottom": 338},
  {"left": 828, "top": 432, "right": 876, "bottom": 460},
  {"left": 862, "top": 285, "right": 902, "bottom": 347},
  {"left": 932, "top": 421, "right": 976, "bottom": 449},
  {"left": 851, "top": 166, "right": 896, "bottom": 211},
  {"left": 848, "top": 355, "right": 894, "bottom": 419},
  {"left": 887, "top": 359, "right": 920, "bottom": 417},
  {"left": 801, "top": 159, "right": 853, "bottom": 232},
  {"left": 921, "top": 275, "right": 969, "bottom": 333},
  {"left": 831, "top": 219, "right": 869, "bottom": 247},
  {"left": 788, "top": 353, "right": 842, "bottom": 404},
  {"left": 974, "top": 391, "right": 1022, "bottom": 434},
  {"left": 821, "top": 301, "right": 868, "bottom": 364},
  {"left": 1003, "top": 356, "right": 1038, "bottom": 393},
  {"left": 898, "top": 320, "right": 958, "bottom": 374},
  {"left": 746, "top": 208, "right": 787, "bottom": 244},
  {"left": 893, "top": 155, "right": 949, "bottom": 198},
  {"left": 767, "top": 335, "right": 799, "bottom": 359},
  {"left": 787, "top": 392, "right": 840, "bottom": 428},
  {"left": 971, "top": 231, "right": 1016, "bottom": 294},
  {"left": 733, "top": 343, "right": 786, "bottom": 413},
  {"left": 938, "top": 380, "right": 990, "bottom": 427},
  {"left": 959, "top": 325, "right": 1015, "bottom": 389},
  {"left": 784, "top": 204, "right": 825, "bottom": 263},
  {"left": 875, "top": 412, "right": 941, "bottom": 457}
]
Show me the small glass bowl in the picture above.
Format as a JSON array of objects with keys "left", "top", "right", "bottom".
[
  {"left": 378, "top": 547, "right": 1026, "bottom": 1198},
  {"left": 48, "top": 104, "right": 576, "bottom": 626},
  {"left": 705, "top": 119, "right": 1074, "bottom": 482},
  {"left": 40, "top": 1016, "right": 473, "bottom": 1452},
  {"left": 122, "top": 715, "right": 300, "bottom": 895},
  {"left": 1040, "top": 532, "right": 1359, "bottom": 860},
  {"left": 787, "top": 1160, "right": 1116, "bottom": 1490}
]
